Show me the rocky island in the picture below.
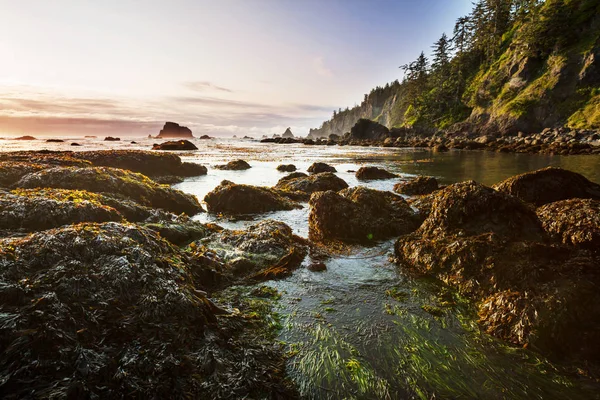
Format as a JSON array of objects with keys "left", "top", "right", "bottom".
[{"left": 157, "top": 121, "right": 194, "bottom": 138}]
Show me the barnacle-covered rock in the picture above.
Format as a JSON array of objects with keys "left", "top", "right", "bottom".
[
  {"left": 493, "top": 167, "right": 600, "bottom": 206},
  {"left": 204, "top": 180, "right": 302, "bottom": 215},
  {"left": 14, "top": 166, "right": 203, "bottom": 215},
  {"left": 309, "top": 186, "right": 418, "bottom": 243},
  {"left": 0, "top": 162, "right": 46, "bottom": 187},
  {"left": 536, "top": 198, "right": 600, "bottom": 251},
  {"left": 274, "top": 172, "right": 348, "bottom": 201},
  {"left": 307, "top": 162, "right": 336, "bottom": 173},
  {"left": 393, "top": 176, "right": 439, "bottom": 196},
  {"left": 355, "top": 166, "right": 397, "bottom": 180}
]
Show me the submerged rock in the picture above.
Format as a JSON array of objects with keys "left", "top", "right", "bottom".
[
  {"left": 307, "top": 162, "right": 336, "bottom": 173},
  {"left": 493, "top": 167, "right": 600, "bottom": 206},
  {"left": 537, "top": 198, "right": 600, "bottom": 251},
  {"left": 276, "top": 164, "right": 297, "bottom": 172},
  {"left": 309, "top": 186, "right": 418, "bottom": 243},
  {"left": 152, "top": 140, "right": 198, "bottom": 151},
  {"left": 14, "top": 166, "right": 203, "bottom": 215},
  {"left": 214, "top": 159, "right": 251, "bottom": 170},
  {"left": 355, "top": 166, "right": 397, "bottom": 180},
  {"left": 204, "top": 180, "right": 302, "bottom": 214},
  {"left": 394, "top": 176, "right": 439, "bottom": 196},
  {"left": 274, "top": 172, "right": 348, "bottom": 200}
]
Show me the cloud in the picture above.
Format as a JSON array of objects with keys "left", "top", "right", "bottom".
[
  {"left": 312, "top": 56, "right": 333, "bottom": 77},
  {"left": 171, "top": 96, "right": 271, "bottom": 109},
  {"left": 182, "top": 81, "right": 233, "bottom": 93}
]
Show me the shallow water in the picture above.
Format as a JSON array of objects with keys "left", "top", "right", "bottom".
[{"left": 4, "top": 137, "right": 600, "bottom": 398}]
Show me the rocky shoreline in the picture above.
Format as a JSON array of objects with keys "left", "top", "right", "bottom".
[{"left": 1, "top": 150, "right": 599, "bottom": 397}]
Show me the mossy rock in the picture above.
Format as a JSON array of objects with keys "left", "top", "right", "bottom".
[
  {"left": 274, "top": 172, "right": 348, "bottom": 201},
  {"left": 355, "top": 166, "right": 397, "bottom": 180},
  {"left": 14, "top": 166, "right": 203, "bottom": 215},
  {"left": 0, "top": 162, "right": 46, "bottom": 187},
  {"left": 393, "top": 176, "right": 439, "bottom": 196}
]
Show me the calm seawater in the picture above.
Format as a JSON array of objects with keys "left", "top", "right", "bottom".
[{"left": 3, "top": 136, "right": 600, "bottom": 398}]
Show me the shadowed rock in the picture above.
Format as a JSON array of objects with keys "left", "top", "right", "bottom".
[
  {"left": 157, "top": 121, "right": 193, "bottom": 138},
  {"left": 152, "top": 140, "right": 198, "bottom": 151},
  {"left": 493, "top": 167, "right": 600, "bottom": 206},
  {"left": 307, "top": 162, "right": 336, "bottom": 173},
  {"left": 394, "top": 176, "right": 439, "bottom": 196},
  {"left": 537, "top": 198, "right": 600, "bottom": 251},
  {"left": 204, "top": 180, "right": 301, "bottom": 214},
  {"left": 355, "top": 166, "right": 397, "bottom": 180},
  {"left": 274, "top": 172, "right": 348, "bottom": 201},
  {"left": 214, "top": 159, "right": 251, "bottom": 170},
  {"left": 309, "top": 186, "right": 418, "bottom": 243},
  {"left": 14, "top": 166, "right": 203, "bottom": 215},
  {"left": 276, "top": 164, "right": 297, "bottom": 172}
]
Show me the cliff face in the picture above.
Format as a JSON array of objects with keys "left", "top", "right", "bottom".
[{"left": 312, "top": 0, "right": 600, "bottom": 138}]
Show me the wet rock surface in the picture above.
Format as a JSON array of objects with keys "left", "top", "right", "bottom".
[
  {"left": 204, "top": 180, "right": 302, "bottom": 214},
  {"left": 276, "top": 164, "right": 297, "bottom": 172},
  {"left": 309, "top": 186, "right": 418, "bottom": 243},
  {"left": 493, "top": 167, "right": 600, "bottom": 206},
  {"left": 537, "top": 198, "right": 600, "bottom": 251},
  {"left": 14, "top": 166, "right": 203, "bottom": 215},
  {"left": 307, "top": 162, "right": 336, "bottom": 173},
  {"left": 0, "top": 162, "right": 46, "bottom": 187},
  {"left": 152, "top": 139, "right": 198, "bottom": 151},
  {"left": 214, "top": 159, "right": 251, "bottom": 170},
  {"left": 274, "top": 172, "right": 349, "bottom": 200},
  {"left": 355, "top": 166, "right": 397, "bottom": 180},
  {"left": 394, "top": 176, "right": 439, "bottom": 196}
]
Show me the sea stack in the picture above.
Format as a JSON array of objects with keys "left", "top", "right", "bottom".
[
  {"left": 282, "top": 127, "right": 294, "bottom": 138},
  {"left": 157, "top": 122, "right": 193, "bottom": 138}
]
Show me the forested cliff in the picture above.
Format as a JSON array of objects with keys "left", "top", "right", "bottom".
[{"left": 309, "top": 0, "right": 600, "bottom": 138}]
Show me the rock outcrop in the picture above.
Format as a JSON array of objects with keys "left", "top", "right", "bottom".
[
  {"left": 204, "top": 180, "right": 302, "bottom": 214},
  {"left": 345, "top": 119, "right": 390, "bottom": 141},
  {"left": 281, "top": 128, "right": 294, "bottom": 138},
  {"left": 157, "top": 121, "right": 193, "bottom": 138},
  {"left": 394, "top": 176, "right": 439, "bottom": 196},
  {"left": 274, "top": 172, "right": 348, "bottom": 200},
  {"left": 493, "top": 167, "right": 600, "bottom": 206},
  {"left": 355, "top": 166, "right": 397, "bottom": 180},
  {"left": 309, "top": 187, "right": 418, "bottom": 243},
  {"left": 276, "top": 164, "right": 297, "bottom": 172},
  {"left": 214, "top": 160, "right": 251, "bottom": 170},
  {"left": 152, "top": 140, "right": 198, "bottom": 151},
  {"left": 307, "top": 162, "right": 336, "bottom": 173}
]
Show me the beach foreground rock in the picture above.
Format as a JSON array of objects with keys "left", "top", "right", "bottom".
[{"left": 204, "top": 180, "right": 301, "bottom": 214}]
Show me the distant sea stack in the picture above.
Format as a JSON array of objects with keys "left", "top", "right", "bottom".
[
  {"left": 282, "top": 128, "right": 294, "bottom": 138},
  {"left": 157, "top": 122, "right": 193, "bottom": 138}
]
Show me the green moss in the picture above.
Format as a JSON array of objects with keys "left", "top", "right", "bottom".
[{"left": 567, "top": 93, "right": 600, "bottom": 129}]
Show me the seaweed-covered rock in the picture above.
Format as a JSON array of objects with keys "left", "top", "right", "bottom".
[
  {"left": 0, "top": 191, "right": 121, "bottom": 234},
  {"left": 394, "top": 176, "right": 439, "bottom": 196},
  {"left": 355, "top": 166, "right": 397, "bottom": 180},
  {"left": 74, "top": 150, "right": 207, "bottom": 177},
  {"left": 276, "top": 164, "right": 297, "bottom": 172},
  {"left": 537, "top": 198, "right": 600, "bottom": 251},
  {"left": 14, "top": 167, "right": 203, "bottom": 215},
  {"left": 152, "top": 140, "right": 198, "bottom": 151},
  {"left": 493, "top": 167, "right": 600, "bottom": 206},
  {"left": 274, "top": 172, "right": 348, "bottom": 200},
  {"left": 0, "top": 151, "right": 92, "bottom": 168},
  {"left": 307, "top": 162, "right": 336, "bottom": 173},
  {"left": 308, "top": 187, "right": 418, "bottom": 243},
  {"left": 191, "top": 220, "right": 307, "bottom": 282},
  {"left": 0, "top": 162, "right": 46, "bottom": 187},
  {"left": 406, "top": 193, "right": 436, "bottom": 222},
  {"left": 0, "top": 222, "right": 218, "bottom": 398},
  {"left": 214, "top": 159, "right": 251, "bottom": 170},
  {"left": 204, "top": 180, "right": 302, "bottom": 214}
]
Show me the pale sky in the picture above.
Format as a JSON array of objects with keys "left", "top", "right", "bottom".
[{"left": 0, "top": 0, "right": 472, "bottom": 137}]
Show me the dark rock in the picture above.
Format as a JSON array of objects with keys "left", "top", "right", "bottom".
[
  {"left": 14, "top": 166, "right": 204, "bottom": 215},
  {"left": 152, "top": 140, "right": 198, "bottom": 151},
  {"left": 355, "top": 166, "right": 397, "bottom": 180},
  {"left": 307, "top": 162, "right": 336, "bottom": 173},
  {"left": 46, "top": 139, "right": 64, "bottom": 143},
  {"left": 309, "top": 186, "right": 418, "bottom": 243},
  {"left": 71, "top": 142, "right": 81, "bottom": 146},
  {"left": 104, "top": 136, "right": 120, "bottom": 141},
  {"left": 204, "top": 180, "right": 302, "bottom": 214},
  {"left": 157, "top": 121, "right": 193, "bottom": 138},
  {"left": 131, "top": 141, "right": 138, "bottom": 144},
  {"left": 433, "top": 144, "right": 449, "bottom": 152},
  {"left": 308, "top": 262, "right": 327, "bottom": 272},
  {"left": 276, "top": 164, "right": 297, "bottom": 172},
  {"left": 282, "top": 128, "right": 294, "bottom": 138},
  {"left": 493, "top": 167, "right": 600, "bottom": 206},
  {"left": 199, "top": 135, "right": 212, "bottom": 139},
  {"left": 274, "top": 172, "right": 348, "bottom": 200},
  {"left": 0, "top": 162, "right": 46, "bottom": 187},
  {"left": 394, "top": 176, "right": 439, "bottom": 196},
  {"left": 14, "top": 136, "right": 36, "bottom": 140},
  {"left": 537, "top": 198, "right": 600, "bottom": 251},
  {"left": 214, "top": 159, "right": 251, "bottom": 170},
  {"left": 346, "top": 119, "right": 389, "bottom": 141}
]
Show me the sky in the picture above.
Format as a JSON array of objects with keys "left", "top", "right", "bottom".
[{"left": 0, "top": 0, "right": 473, "bottom": 137}]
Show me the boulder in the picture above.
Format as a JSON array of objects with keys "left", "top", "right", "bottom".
[
  {"left": 394, "top": 176, "right": 439, "bottom": 196},
  {"left": 493, "top": 167, "right": 600, "bottom": 206},
  {"left": 308, "top": 186, "right": 418, "bottom": 243},
  {"left": 214, "top": 159, "right": 251, "bottom": 170},
  {"left": 204, "top": 180, "right": 302, "bottom": 214},
  {"left": 152, "top": 140, "right": 198, "bottom": 151},
  {"left": 46, "top": 139, "right": 64, "bottom": 143},
  {"left": 14, "top": 135, "right": 36, "bottom": 140},
  {"left": 71, "top": 143, "right": 81, "bottom": 146},
  {"left": 307, "top": 162, "right": 336, "bottom": 173},
  {"left": 199, "top": 135, "right": 212, "bottom": 139},
  {"left": 0, "top": 222, "right": 220, "bottom": 398},
  {"left": 537, "top": 198, "right": 600, "bottom": 251},
  {"left": 355, "top": 166, "right": 397, "bottom": 180},
  {"left": 346, "top": 119, "right": 389, "bottom": 141},
  {"left": 157, "top": 121, "right": 193, "bottom": 138},
  {"left": 14, "top": 166, "right": 203, "bottom": 215},
  {"left": 104, "top": 136, "right": 120, "bottom": 141},
  {"left": 274, "top": 172, "right": 348, "bottom": 200},
  {"left": 276, "top": 164, "right": 297, "bottom": 172}
]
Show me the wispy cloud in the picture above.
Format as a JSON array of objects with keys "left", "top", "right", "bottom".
[
  {"left": 312, "top": 56, "right": 333, "bottom": 77},
  {"left": 182, "top": 81, "right": 233, "bottom": 93}
]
